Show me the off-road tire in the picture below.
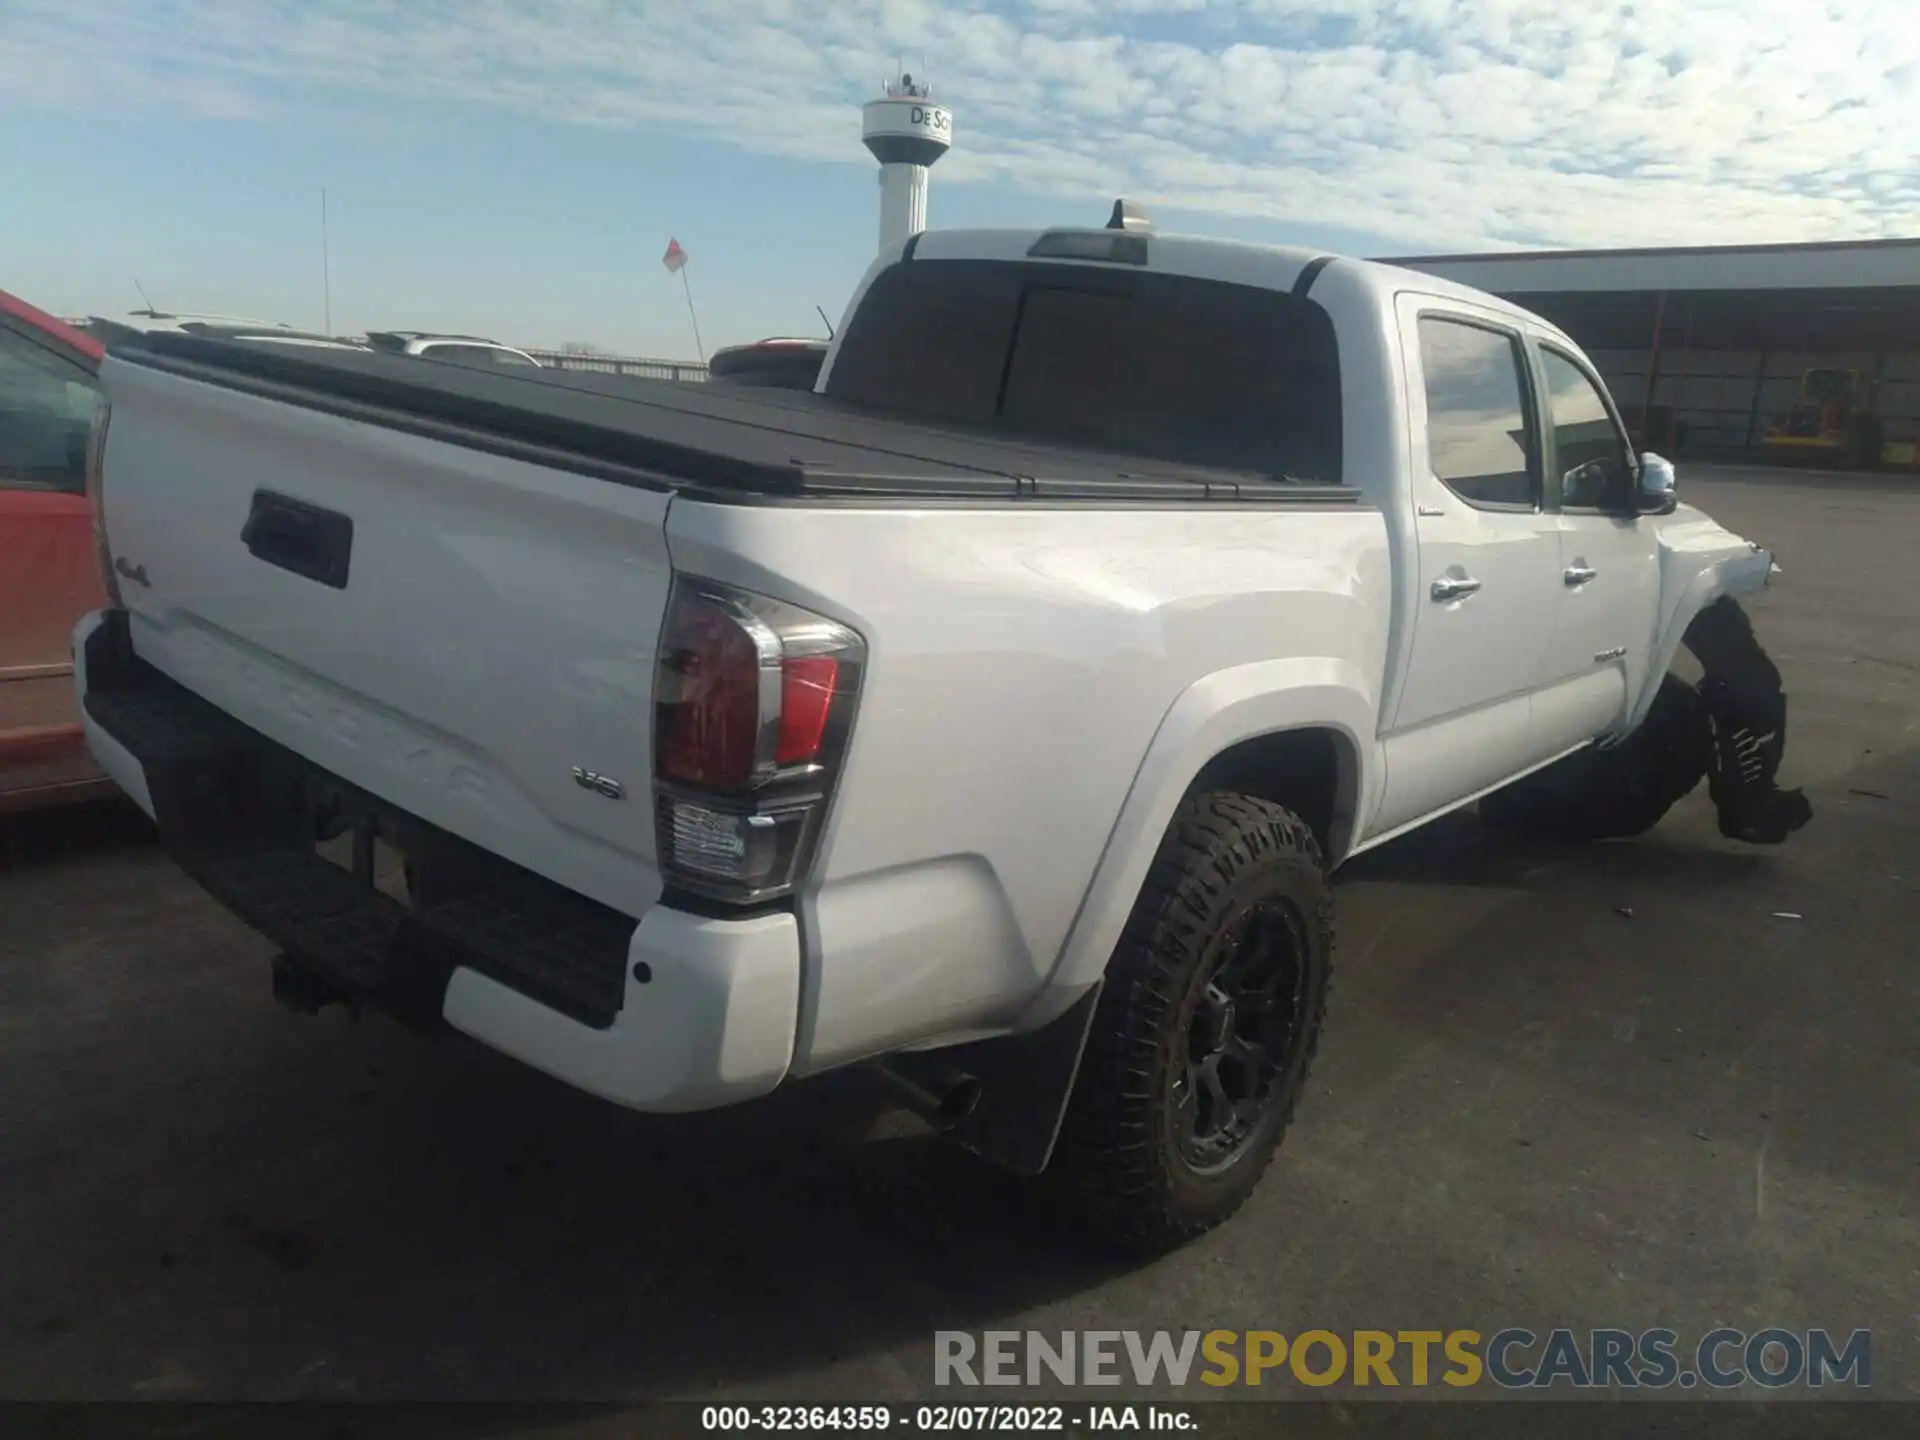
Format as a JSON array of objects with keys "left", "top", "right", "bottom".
[
  {"left": 1478, "top": 673, "right": 1712, "bottom": 842},
  {"left": 1049, "top": 792, "right": 1334, "bottom": 1255}
]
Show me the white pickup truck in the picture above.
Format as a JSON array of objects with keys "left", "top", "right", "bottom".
[{"left": 74, "top": 206, "right": 1777, "bottom": 1252}]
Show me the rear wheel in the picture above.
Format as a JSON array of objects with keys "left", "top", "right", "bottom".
[
  {"left": 1050, "top": 792, "right": 1333, "bottom": 1254},
  {"left": 1479, "top": 673, "right": 1712, "bottom": 842}
]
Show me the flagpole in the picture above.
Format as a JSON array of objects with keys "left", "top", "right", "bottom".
[
  {"left": 679, "top": 265, "right": 705, "bottom": 364},
  {"left": 321, "top": 187, "right": 332, "bottom": 336}
]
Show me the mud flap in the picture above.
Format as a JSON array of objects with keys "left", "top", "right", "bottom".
[{"left": 887, "top": 982, "right": 1104, "bottom": 1177}]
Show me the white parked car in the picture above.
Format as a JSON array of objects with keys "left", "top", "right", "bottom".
[
  {"left": 73, "top": 205, "right": 1778, "bottom": 1252},
  {"left": 82, "top": 312, "right": 370, "bottom": 352},
  {"left": 362, "top": 331, "right": 543, "bottom": 370}
]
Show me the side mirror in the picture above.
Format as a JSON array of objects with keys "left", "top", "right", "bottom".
[
  {"left": 1563, "top": 457, "right": 1621, "bottom": 509},
  {"left": 1634, "top": 452, "right": 1678, "bottom": 515}
]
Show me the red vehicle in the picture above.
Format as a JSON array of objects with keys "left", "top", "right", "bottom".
[
  {"left": 706, "top": 336, "right": 829, "bottom": 390},
  {"left": 0, "top": 288, "right": 116, "bottom": 813}
]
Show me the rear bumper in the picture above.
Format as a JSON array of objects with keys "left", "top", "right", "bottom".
[
  {"left": 72, "top": 608, "right": 799, "bottom": 1113},
  {"left": 441, "top": 905, "right": 800, "bottom": 1114}
]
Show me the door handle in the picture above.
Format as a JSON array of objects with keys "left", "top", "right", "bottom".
[
  {"left": 1564, "top": 564, "right": 1598, "bottom": 586},
  {"left": 241, "top": 489, "right": 355, "bottom": 590},
  {"left": 1430, "top": 574, "right": 1482, "bottom": 601}
]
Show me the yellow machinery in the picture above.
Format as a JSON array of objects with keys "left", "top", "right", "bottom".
[{"left": 1763, "top": 367, "right": 1915, "bottom": 469}]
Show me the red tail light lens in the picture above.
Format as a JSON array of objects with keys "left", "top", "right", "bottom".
[
  {"left": 653, "top": 578, "right": 865, "bottom": 905},
  {"left": 775, "top": 656, "right": 839, "bottom": 765},
  {"left": 656, "top": 594, "right": 766, "bottom": 790}
]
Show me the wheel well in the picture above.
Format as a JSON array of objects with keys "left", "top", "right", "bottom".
[{"left": 1187, "top": 727, "right": 1353, "bottom": 860}]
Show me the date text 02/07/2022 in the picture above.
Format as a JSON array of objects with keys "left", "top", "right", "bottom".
[{"left": 699, "top": 1404, "right": 1197, "bottom": 1432}]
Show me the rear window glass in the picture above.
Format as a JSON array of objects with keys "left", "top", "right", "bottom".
[{"left": 824, "top": 259, "right": 1342, "bottom": 483}]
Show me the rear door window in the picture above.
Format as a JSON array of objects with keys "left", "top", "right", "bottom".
[
  {"left": 824, "top": 259, "right": 1343, "bottom": 483},
  {"left": 1416, "top": 317, "right": 1539, "bottom": 509}
]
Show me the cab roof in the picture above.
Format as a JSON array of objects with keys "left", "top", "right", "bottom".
[{"left": 903, "top": 213, "right": 1576, "bottom": 348}]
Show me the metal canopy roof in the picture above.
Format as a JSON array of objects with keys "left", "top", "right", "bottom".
[
  {"left": 1381, "top": 236, "right": 1920, "bottom": 297},
  {"left": 1515, "top": 287, "right": 1920, "bottom": 351}
]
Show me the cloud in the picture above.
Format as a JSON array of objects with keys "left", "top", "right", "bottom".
[{"left": 5, "top": 0, "right": 1919, "bottom": 251}]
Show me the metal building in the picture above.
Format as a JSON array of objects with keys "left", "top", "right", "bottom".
[{"left": 1383, "top": 238, "right": 1920, "bottom": 469}]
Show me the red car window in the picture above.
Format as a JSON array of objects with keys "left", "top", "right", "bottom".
[{"left": 0, "top": 324, "right": 104, "bottom": 496}]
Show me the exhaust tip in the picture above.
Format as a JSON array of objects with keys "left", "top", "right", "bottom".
[
  {"left": 936, "top": 1076, "right": 984, "bottom": 1128},
  {"left": 871, "top": 1061, "right": 983, "bottom": 1132}
]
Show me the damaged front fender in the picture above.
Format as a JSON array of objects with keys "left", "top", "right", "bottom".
[{"left": 1618, "top": 505, "right": 1777, "bottom": 737}]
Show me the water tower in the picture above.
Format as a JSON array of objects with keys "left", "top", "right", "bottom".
[{"left": 861, "top": 72, "right": 952, "bottom": 257}]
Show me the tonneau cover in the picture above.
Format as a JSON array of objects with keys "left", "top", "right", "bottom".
[{"left": 111, "top": 331, "right": 1356, "bottom": 504}]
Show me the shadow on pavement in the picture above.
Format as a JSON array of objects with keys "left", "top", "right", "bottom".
[
  {"left": 0, "top": 1000, "right": 1132, "bottom": 1403},
  {"left": 0, "top": 794, "right": 155, "bottom": 870},
  {"left": 1342, "top": 806, "right": 1767, "bottom": 892}
]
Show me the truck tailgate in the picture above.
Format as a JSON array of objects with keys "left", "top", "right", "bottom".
[{"left": 95, "top": 352, "right": 674, "bottom": 917}]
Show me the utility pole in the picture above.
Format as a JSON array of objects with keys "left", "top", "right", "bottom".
[{"left": 321, "top": 188, "right": 333, "bottom": 335}]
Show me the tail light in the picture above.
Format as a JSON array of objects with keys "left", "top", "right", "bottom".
[
  {"left": 653, "top": 577, "right": 865, "bottom": 905},
  {"left": 84, "top": 400, "right": 123, "bottom": 607}
]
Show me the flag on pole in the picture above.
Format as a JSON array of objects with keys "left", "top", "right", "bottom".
[{"left": 662, "top": 236, "right": 704, "bottom": 362}]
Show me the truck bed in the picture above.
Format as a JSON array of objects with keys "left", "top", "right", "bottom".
[{"left": 113, "top": 332, "right": 1357, "bottom": 506}]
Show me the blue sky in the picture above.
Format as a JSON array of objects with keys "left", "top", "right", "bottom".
[{"left": 5, "top": 0, "right": 1915, "bottom": 361}]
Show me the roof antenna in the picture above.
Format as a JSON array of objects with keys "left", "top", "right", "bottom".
[
  {"left": 133, "top": 279, "right": 157, "bottom": 315},
  {"left": 816, "top": 303, "right": 835, "bottom": 340}
]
